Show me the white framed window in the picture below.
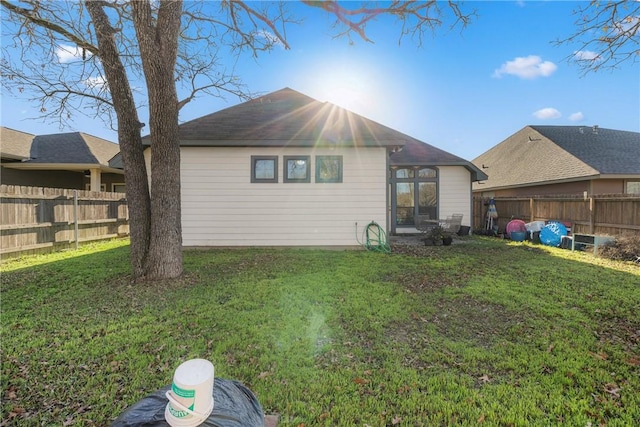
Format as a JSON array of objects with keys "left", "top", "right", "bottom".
[{"left": 626, "top": 181, "right": 640, "bottom": 194}]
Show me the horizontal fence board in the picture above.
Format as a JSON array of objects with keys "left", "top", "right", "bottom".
[
  {"left": 0, "top": 242, "right": 55, "bottom": 255},
  {"left": 1, "top": 185, "right": 130, "bottom": 258}
]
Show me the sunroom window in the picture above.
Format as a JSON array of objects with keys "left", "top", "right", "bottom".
[{"left": 391, "top": 166, "right": 439, "bottom": 228}]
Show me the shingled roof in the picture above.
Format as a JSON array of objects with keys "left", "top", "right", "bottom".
[
  {"left": 0, "top": 127, "right": 35, "bottom": 160},
  {"left": 143, "top": 87, "right": 485, "bottom": 179},
  {"left": 1, "top": 127, "right": 121, "bottom": 172},
  {"left": 472, "top": 125, "right": 640, "bottom": 191},
  {"left": 148, "top": 87, "right": 410, "bottom": 147},
  {"left": 531, "top": 125, "right": 640, "bottom": 174},
  {"left": 28, "top": 132, "right": 120, "bottom": 165}
]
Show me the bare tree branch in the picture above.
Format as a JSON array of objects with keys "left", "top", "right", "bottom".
[
  {"left": 300, "top": 0, "right": 475, "bottom": 46},
  {"left": 233, "top": 1, "right": 291, "bottom": 50},
  {"left": 556, "top": 0, "right": 640, "bottom": 73},
  {"left": 0, "top": 0, "right": 98, "bottom": 54}
]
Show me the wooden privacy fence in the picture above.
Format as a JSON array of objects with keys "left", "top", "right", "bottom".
[
  {"left": 1, "top": 185, "right": 129, "bottom": 257},
  {"left": 473, "top": 195, "right": 640, "bottom": 237}
]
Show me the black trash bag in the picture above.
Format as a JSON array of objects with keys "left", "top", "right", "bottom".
[{"left": 110, "top": 378, "right": 264, "bottom": 427}]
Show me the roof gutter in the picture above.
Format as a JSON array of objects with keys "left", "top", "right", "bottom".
[
  {"left": 1, "top": 162, "right": 124, "bottom": 174},
  {"left": 142, "top": 138, "right": 405, "bottom": 148},
  {"left": 472, "top": 174, "right": 603, "bottom": 191}
]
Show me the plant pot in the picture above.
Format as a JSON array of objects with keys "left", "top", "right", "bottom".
[
  {"left": 457, "top": 226, "right": 471, "bottom": 236},
  {"left": 423, "top": 238, "right": 435, "bottom": 246},
  {"left": 442, "top": 236, "right": 453, "bottom": 246}
]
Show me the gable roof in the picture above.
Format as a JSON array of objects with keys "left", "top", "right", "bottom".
[
  {"left": 472, "top": 125, "right": 640, "bottom": 191},
  {"left": 143, "top": 87, "right": 484, "bottom": 180},
  {"left": 146, "top": 88, "right": 414, "bottom": 148},
  {"left": 1, "top": 129, "right": 122, "bottom": 173},
  {"left": 0, "top": 127, "right": 35, "bottom": 160}
]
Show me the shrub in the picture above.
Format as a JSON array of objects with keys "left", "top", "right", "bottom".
[{"left": 599, "top": 234, "right": 640, "bottom": 262}]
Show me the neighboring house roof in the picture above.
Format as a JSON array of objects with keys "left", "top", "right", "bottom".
[
  {"left": 0, "top": 127, "right": 35, "bottom": 160},
  {"left": 29, "top": 132, "right": 120, "bottom": 164},
  {"left": 531, "top": 125, "right": 640, "bottom": 174},
  {"left": 1, "top": 128, "right": 122, "bottom": 173},
  {"left": 472, "top": 125, "right": 640, "bottom": 191}
]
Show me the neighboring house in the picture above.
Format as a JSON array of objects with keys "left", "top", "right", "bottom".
[
  {"left": 143, "top": 87, "right": 485, "bottom": 247},
  {"left": 0, "top": 127, "right": 124, "bottom": 192},
  {"left": 472, "top": 125, "right": 640, "bottom": 197}
]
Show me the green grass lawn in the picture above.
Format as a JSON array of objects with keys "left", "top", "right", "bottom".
[{"left": 1, "top": 237, "right": 639, "bottom": 426}]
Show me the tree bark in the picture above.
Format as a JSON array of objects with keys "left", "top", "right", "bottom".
[
  {"left": 85, "top": 1, "right": 151, "bottom": 279},
  {"left": 132, "top": 0, "right": 183, "bottom": 279}
]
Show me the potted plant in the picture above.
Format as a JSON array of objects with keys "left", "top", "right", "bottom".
[
  {"left": 442, "top": 232, "right": 453, "bottom": 246},
  {"left": 425, "top": 225, "right": 448, "bottom": 246}
]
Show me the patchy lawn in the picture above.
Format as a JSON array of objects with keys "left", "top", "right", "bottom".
[{"left": 1, "top": 237, "right": 639, "bottom": 426}]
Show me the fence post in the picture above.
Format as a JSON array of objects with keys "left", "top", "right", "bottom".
[
  {"left": 74, "top": 190, "right": 79, "bottom": 250},
  {"left": 529, "top": 198, "right": 534, "bottom": 222},
  {"left": 589, "top": 197, "right": 595, "bottom": 234}
]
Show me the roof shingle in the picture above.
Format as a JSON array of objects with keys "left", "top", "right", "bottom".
[
  {"left": 531, "top": 125, "right": 640, "bottom": 174},
  {"left": 472, "top": 125, "right": 640, "bottom": 191},
  {"left": 0, "top": 127, "right": 35, "bottom": 160},
  {"left": 169, "top": 88, "right": 408, "bottom": 147},
  {"left": 28, "top": 132, "right": 119, "bottom": 165},
  {"left": 144, "top": 87, "right": 485, "bottom": 180}
]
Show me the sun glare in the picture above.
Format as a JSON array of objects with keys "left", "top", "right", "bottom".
[{"left": 311, "top": 62, "right": 376, "bottom": 115}]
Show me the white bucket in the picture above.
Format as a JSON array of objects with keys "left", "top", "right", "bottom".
[{"left": 165, "top": 359, "right": 215, "bottom": 427}]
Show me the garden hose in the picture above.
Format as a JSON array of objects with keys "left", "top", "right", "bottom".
[{"left": 355, "top": 221, "right": 391, "bottom": 253}]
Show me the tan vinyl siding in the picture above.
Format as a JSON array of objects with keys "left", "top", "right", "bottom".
[
  {"left": 438, "top": 166, "right": 472, "bottom": 227},
  {"left": 181, "top": 146, "right": 387, "bottom": 246}
]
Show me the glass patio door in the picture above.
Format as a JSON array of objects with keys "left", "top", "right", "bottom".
[
  {"left": 418, "top": 182, "right": 437, "bottom": 221},
  {"left": 395, "top": 182, "right": 414, "bottom": 226},
  {"left": 391, "top": 167, "right": 439, "bottom": 231}
]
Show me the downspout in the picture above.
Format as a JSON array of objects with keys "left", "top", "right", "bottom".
[
  {"left": 469, "top": 180, "right": 473, "bottom": 233},
  {"left": 386, "top": 148, "right": 392, "bottom": 235}
]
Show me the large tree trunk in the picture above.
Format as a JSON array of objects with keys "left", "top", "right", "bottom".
[
  {"left": 132, "top": 0, "right": 183, "bottom": 279},
  {"left": 85, "top": 1, "right": 151, "bottom": 279}
]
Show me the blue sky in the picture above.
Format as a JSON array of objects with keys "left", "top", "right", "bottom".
[{"left": 2, "top": 1, "right": 639, "bottom": 160}]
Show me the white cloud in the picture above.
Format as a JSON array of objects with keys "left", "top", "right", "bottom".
[
  {"left": 568, "top": 112, "right": 584, "bottom": 122},
  {"left": 574, "top": 50, "right": 600, "bottom": 61},
  {"left": 493, "top": 55, "right": 557, "bottom": 79},
  {"left": 254, "top": 30, "right": 285, "bottom": 49},
  {"left": 533, "top": 107, "right": 561, "bottom": 120},
  {"left": 614, "top": 15, "right": 640, "bottom": 33},
  {"left": 56, "top": 44, "right": 90, "bottom": 63},
  {"left": 84, "top": 76, "right": 107, "bottom": 90}
]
